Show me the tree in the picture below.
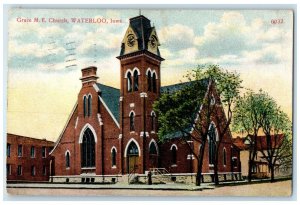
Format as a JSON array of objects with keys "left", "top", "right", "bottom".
[
  {"left": 258, "top": 91, "right": 292, "bottom": 182},
  {"left": 153, "top": 64, "right": 242, "bottom": 186},
  {"left": 233, "top": 90, "right": 292, "bottom": 182},
  {"left": 206, "top": 66, "right": 242, "bottom": 185},
  {"left": 232, "top": 91, "right": 263, "bottom": 182}
]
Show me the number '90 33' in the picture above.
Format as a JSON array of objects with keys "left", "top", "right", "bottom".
[{"left": 271, "top": 19, "right": 284, "bottom": 24}]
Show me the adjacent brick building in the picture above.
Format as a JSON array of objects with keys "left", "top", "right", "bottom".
[
  {"left": 49, "top": 14, "right": 241, "bottom": 183},
  {"left": 6, "top": 133, "right": 54, "bottom": 182}
]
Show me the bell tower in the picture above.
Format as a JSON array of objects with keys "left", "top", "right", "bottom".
[{"left": 117, "top": 15, "right": 164, "bottom": 174}]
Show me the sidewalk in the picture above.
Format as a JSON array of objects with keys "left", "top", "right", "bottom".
[
  {"left": 6, "top": 177, "right": 291, "bottom": 191},
  {"left": 6, "top": 182, "right": 214, "bottom": 191}
]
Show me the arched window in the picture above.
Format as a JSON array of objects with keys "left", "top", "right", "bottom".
[
  {"left": 127, "top": 141, "right": 139, "bottom": 156},
  {"left": 133, "top": 70, "right": 139, "bottom": 91},
  {"left": 171, "top": 145, "right": 177, "bottom": 165},
  {"left": 208, "top": 123, "right": 217, "bottom": 165},
  {"left": 152, "top": 72, "right": 157, "bottom": 92},
  {"left": 111, "top": 148, "right": 117, "bottom": 167},
  {"left": 88, "top": 95, "right": 92, "bottom": 116},
  {"left": 83, "top": 96, "right": 87, "bottom": 117},
  {"left": 147, "top": 70, "right": 152, "bottom": 91},
  {"left": 81, "top": 128, "right": 95, "bottom": 168},
  {"left": 151, "top": 111, "right": 156, "bottom": 132},
  {"left": 129, "top": 112, "right": 135, "bottom": 131},
  {"left": 127, "top": 72, "right": 132, "bottom": 92},
  {"left": 223, "top": 148, "right": 227, "bottom": 166},
  {"left": 149, "top": 142, "right": 158, "bottom": 155},
  {"left": 66, "top": 151, "right": 70, "bottom": 168}
]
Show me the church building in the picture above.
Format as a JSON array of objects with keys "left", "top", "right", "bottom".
[{"left": 49, "top": 15, "right": 241, "bottom": 183}]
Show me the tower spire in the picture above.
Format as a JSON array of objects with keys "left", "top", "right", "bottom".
[{"left": 139, "top": 9, "right": 141, "bottom": 16}]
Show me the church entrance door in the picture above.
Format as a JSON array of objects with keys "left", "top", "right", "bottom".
[{"left": 127, "top": 141, "right": 139, "bottom": 173}]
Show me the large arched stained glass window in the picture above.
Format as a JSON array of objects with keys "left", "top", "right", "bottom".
[
  {"left": 127, "top": 72, "right": 132, "bottom": 92},
  {"left": 81, "top": 128, "right": 95, "bottom": 168},
  {"left": 133, "top": 70, "right": 139, "bottom": 91}
]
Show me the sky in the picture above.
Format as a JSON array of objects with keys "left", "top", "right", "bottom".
[{"left": 6, "top": 9, "right": 293, "bottom": 141}]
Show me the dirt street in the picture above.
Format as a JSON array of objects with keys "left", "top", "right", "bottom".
[{"left": 6, "top": 180, "right": 292, "bottom": 198}]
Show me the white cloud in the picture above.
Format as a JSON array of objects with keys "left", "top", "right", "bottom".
[
  {"left": 158, "top": 24, "right": 195, "bottom": 49},
  {"left": 193, "top": 11, "right": 292, "bottom": 65},
  {"left": 75, "top": 26, "right": 122, "bottom": 56},
  {"left": 9, "top": 40, "right": 66, "bottom": 58},
  {"left": 9, "top": 19, "right": 65, "bottom": 39},
  {"left": 38, "top": 25, "right": 65, "bottom": 38}
]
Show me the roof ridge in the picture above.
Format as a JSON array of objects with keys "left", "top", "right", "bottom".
[{"left": 96, "top": 83, "right": 120, "bottom": 90}]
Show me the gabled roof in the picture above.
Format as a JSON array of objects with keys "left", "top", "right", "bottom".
[
  {"left": 232, "top": 137, "right": 248, "bottom": 150},
  {"left": 249, "top": 134, "right": 285, "bottom": 150},
  {"left": 233, "top": 134, "right": 285, "bottom": 151},
  {"left": 96, "top": 83, "right": 120, "bottom": 122},
  {"left": 160, "top": 80, "right": 209, "bottom": 94}
]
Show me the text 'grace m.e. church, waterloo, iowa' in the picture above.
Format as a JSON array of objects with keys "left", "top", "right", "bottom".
[{"left": 49, "top": 14, "right": 242, "bottom": 184}]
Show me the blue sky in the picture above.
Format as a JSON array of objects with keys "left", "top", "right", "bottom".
[{"left": 7, "top": 9, "right": 293, "bottom": 140}]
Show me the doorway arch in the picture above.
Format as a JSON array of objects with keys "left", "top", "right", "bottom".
[{"left": 125, "top": 139, "right": 140, "bottom": 173}]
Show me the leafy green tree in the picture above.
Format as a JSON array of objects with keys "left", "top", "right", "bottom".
[
  {"left": 258, "top": 91, "right": 292, "bottom": 182},
  {"left": 233, "top": 90, "right": 292, "bottom": 182},
  {"left": 153, "top": 64, "right": 242, "bottom": 186},
  {"left": 233, "top": 91, "right": 263, "bottom": 182}
]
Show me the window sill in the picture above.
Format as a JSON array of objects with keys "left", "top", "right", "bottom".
[
  {"left": 171, "top": 164, "right": 177, "bottom": 167},
  {"left": 150, "top": 131, "right": 156, "bottom": 134},
  {"left": 66, "top": 167, "right": 70, "bottom": 170},
  {"left": 209, "top": 164, "right": 214, "bottom": 167},
  {"left": 112, "top": 166, "right": 117, "bottom": 169},
  {"left": 81, "top": 167, "right": 96, "bottom": 170}
]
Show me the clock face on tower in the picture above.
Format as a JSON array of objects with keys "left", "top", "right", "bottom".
[
  {"left": 149, "top": 35, "right": 157, "bottom": 48},
  {"left": 127, "top": 34, "right": 135, "bottom": 47}
]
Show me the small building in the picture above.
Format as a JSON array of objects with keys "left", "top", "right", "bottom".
[
  {"left": 6, "top": 133, "right": 54, "bottom": 182},
  {"left": 233, "top": 135, "right": 291, "bottom": 179}
]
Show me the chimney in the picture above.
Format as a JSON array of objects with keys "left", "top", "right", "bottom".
[{"left": 80, "top": 66, "right": 99, "bottom": 86}]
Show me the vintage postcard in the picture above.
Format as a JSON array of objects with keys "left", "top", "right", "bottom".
[{"left": 5, "top": 7, "right": 294, "bottom": 198}]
